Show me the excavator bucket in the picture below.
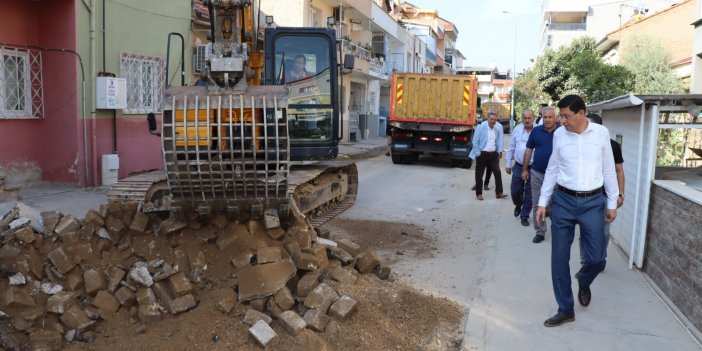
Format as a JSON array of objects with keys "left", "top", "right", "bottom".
[{"left": 160, "top": 85, "right": 290, "bottom": 219}]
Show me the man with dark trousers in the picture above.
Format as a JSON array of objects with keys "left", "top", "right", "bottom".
[
  {"left": 536, "top": 95, "right": 618, "bottom": 327},
  {"left": 469, "top": 111, "right": 508, "bottom": 201},
  {"left": 505, "top": 109, "right": 535, "bottom": 226},
  {"left": 522, "top": 106, "right": 559, "bottom": 243}
]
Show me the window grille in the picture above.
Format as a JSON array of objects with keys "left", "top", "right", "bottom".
[
  {"left": 120, "top": 52, "right": 164, "bottom": 114},
  {"left": 0, "top": 46, "right": 43, "bottom": 118}
]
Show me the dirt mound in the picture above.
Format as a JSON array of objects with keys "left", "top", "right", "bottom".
[{"left": 0, "top": 202, "right": 465, "bottom": 350}]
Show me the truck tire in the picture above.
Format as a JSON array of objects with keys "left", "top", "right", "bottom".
[{"left": 391, "top": 155, "right": 404, "bottom": 164}]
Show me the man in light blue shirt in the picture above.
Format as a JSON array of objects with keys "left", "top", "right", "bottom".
[
  {"left": 505, "top": 109, "right": 535, "bottom": 226},
  {"left": 469, "top": 111, "right": 508, "bottom": 200}
]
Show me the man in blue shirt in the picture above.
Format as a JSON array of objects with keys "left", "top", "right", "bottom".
[
  {"left": 469, "top": 111, "right": 508, "bottom": 200},
  {"left": 521, "top": 106, "right": 559, "bottom": 243}
]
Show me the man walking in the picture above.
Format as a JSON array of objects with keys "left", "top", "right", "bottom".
[
  {"left": 469, "top": 111, "right": 508, "bottom": 201},
  {"left": 472, "top": 120, "right": 491, "bottom": 191},
  {"left": 505, "top": 109, "right": 535, "bottom": 226},
  {"left": 535, "top": 95, "right": 618, "bottom": 327},
  {"left": 521, "top": 106, "right": 558, "bottom": 243}
]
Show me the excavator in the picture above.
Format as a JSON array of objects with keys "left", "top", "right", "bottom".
[{"left": 108, "top": 0, "right": 357, "bottom": 226}]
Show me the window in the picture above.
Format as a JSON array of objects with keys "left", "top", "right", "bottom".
[
  {"left": 0, "top": 46, "right": 43, "bottom": 118},
  {"left": 120, "top": 52, "right": 163, "bottom": 114},
  {"left": 309, "top": 6, "right": 320, "bottom": 27}
]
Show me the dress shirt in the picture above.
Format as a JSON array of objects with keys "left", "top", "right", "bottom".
[
  {"left": 538, "top": 122, "right": 619, "bottom": 209},
  {"left": 483, "top": 126, "right": 497, "bottom": 152},
  {"left": 469, "top": 121, "right": 504, "bottom": 159},
  {"left": 505, "top": 124, "right": 532, "bottom": 167}
]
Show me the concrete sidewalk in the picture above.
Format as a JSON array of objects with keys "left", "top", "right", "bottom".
[{"left": 463, "top": 189, "right": 702, "bottom": 350}]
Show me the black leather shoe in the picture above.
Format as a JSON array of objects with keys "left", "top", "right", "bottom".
[
  {"left": 521, "top": 218, "right": 530, "bottom": 227},
  {"left": 544, "top": 312, "right": 575, "bottom": 327},
  {"left": 514, "top": 206, "right": 520, "bottom": 217},
  {"left": 471, "top": 184, "right": 477, "bottom": 191},
  {"left": 578, "top": 287, "right": 591, "bottom": 307},
  {"left": 484, "top": 184, "right": 490, "bottom": 190},
  {"left": 532, "top": 234, "right": 545, "bottom": 243}
]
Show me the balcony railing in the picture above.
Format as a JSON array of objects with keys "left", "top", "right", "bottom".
[
  {"left": 547, "top": 22, "right": 586, "bottom": 31},
  {"left": 341, "top": 39, "right": 386, "bottom": 77}
]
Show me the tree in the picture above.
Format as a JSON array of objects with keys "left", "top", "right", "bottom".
[
  {"left": 533, "top": 37, "right": 634, "bottom": 103},
  {"left": 619, "top": 33, "right": 685, "bottom": 94},
  {"left": 514, "top": 67, "right": 548, "bottom": 118}
]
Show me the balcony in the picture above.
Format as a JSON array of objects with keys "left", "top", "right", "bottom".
[
  {"left": 342, "top": 39, "right": 389, "bottom": 80},
  {"left": 547, "top": 22, "right": 586, "bottom": 31}
]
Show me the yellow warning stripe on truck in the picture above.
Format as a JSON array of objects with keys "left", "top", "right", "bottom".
[{"left": 396, "top": 83, "right": 404, "bottom": 104}]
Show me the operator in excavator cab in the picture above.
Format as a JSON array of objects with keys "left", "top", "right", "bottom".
[{"left": 286, "top": 54, "right": 315, "bottom": 82}]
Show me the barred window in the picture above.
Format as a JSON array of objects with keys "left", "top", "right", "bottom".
[
  {"left": 0, "top": 46, "right": 43, "bottom": 118},
  {"left": 120, "top": 52, "right": 164, "bottom": 114}
]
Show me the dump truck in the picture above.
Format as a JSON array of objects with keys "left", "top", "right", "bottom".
[
  {"left": 479, "top": 102, "right": 511, "bottom": 133},
  {"left": 108, "top": 0, "right": 357, "bottom": 226},
  {"left": 389, "top": 72, "right": 478, "bottom": 167}
]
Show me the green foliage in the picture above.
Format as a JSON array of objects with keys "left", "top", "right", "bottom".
[
  {"left": 514, "top": 67, "right": 548, "bottom": 118},
  {"left": 532, "top": 37, "right": 634, "bottom": 103},
  {"left": 620, "top": 33, "right": 685, "bottom": 94}
]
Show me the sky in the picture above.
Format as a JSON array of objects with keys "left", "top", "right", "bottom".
[{"left": 407, "top": 0, "right": 544, "bottom": 74}]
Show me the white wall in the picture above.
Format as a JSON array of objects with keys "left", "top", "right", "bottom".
[
  {"left": 691, "top": 0, "right": 702, "bottom": 93},
  {"left": 260, "top": 0, "right": 305, "bottom": 27}
]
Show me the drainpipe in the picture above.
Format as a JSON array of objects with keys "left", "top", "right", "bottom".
[{"left": 80, "top": 0, "right": 97, "bottom": 186}]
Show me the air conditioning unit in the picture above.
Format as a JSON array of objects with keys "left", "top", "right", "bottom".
[{"left": 193, "top": 44, "right": 211, "bottom": 73}]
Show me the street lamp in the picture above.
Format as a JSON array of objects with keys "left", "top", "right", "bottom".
[{"left": 503, "top": 10, "right": 516, "bottom": 131}]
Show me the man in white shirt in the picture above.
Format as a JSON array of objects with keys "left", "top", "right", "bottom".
[
  {"left": 469, "top": 111, "right": 508, "bottom": 201},
  {"left": 535, "top": 95, "right": 618, "bottom": 327},
  {"left": 505, "top": 109, "right": 535, "bottom": 226}
]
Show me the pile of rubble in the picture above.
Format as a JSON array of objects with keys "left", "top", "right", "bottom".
[{"left": 0, "top": 201, "right": 390, "bottom": 350}]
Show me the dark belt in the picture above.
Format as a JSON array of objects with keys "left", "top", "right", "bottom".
[
  {"left": 557, "top": 184, "right": 603, "bottom": 198},
  {"left": 514, "top": 162, "right": 523, "bottom": 167},
  {"left": 481, "top": 151, "right": 497, "bottom": 154}
]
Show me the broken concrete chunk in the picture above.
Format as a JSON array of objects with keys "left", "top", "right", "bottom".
[
  {"left": 329, "top": 295, "right": 358, "bottom": 321},
  {"left": 84, "top": 209, "right": 105, "bottom": 228},
  {"left": 284, "top": 242, "right": 302, "bottom": 264},
  {"left": 96, "top": 227, "right": 111, "bottom": 241},
  {"left": 231, "top": 252, "right": 254, "bottom": 269},
  {"left": 330, "top": 267, "right": 358, "bottom": 284},
  {"left": 114, "top": 287, "right": 136, "bottom": 307},
  {"left": 151, "top": 281, "right": 173, "bottom": 304},
  {"left": 316, "top": 237, "right": 337, "bottom": 248},
  {"left": 168, "top": 271, "right": 193, "bottom": 297},
  {"left": 64, "top": 270, "right": 83, "bottom": 291},
  {"left": 168, "top": 294, "right": 197, "bottom": 314},
  {"left": 14, "top": 226, "right": 36, "bottom": 244},
  {"left": 296, "top": 273, "right": 320, "bottom": 297},
  {"left": 4, "top": 287, "right": 36, "bottom": 308},
  {"left": 278, "top": 310, "right": 307, "bottom": 335},
  {"left": 105, "top": 216, "right": 125, "bottom": 237},
  {"left": 40, "top": 283, "right": 64, "bottom": 295},
  {"left": 216, "top": 288, "right": 237, "bottom": 314},
  {"left": 46, "top": 292, "right": 76, "bottom": 314},
  {"left": 274, "top": 286, "right": 295, "bottom": 311},
  {"left": 238, "top": 259, "right": 296, "bottom": 302},
  {"left": 48, "top": 246, "right": 75, "bottom": 274},
  {"left": 9, "top": 217, "right": 30, "bottom": 230},
  {"left": 304, "top": 283, "right": 339, "bottom": 313},
  {"left": 129, "top": 263, "right": 154, "bottom": 287},
  {"left": 107, "top": 266, "right": 126, "bottom": 293},
  {"left": 257, "top": 247, "right": 282, "bottom": 264},
  {"left": 152, "top": 262, "right": 178, "bottom": 281},
  {"left": 59, "top": 305, "right": 93, "bottom": 330},
  {"left": 54, "top": 215, "right": 80, "bottom": 237},
  {"left": 0, "top": 206, "right": 20, "bottom": 229},
  {"left": 314, "top": 226, "right": 331, "bottom": 239},
  {"left": 328, "top": 247, "right": 354, "bottom": 266},
  {"left": 246, "top": 219, "right": 266, "bottom": 236},
  {"left": 355, "top": 250, "right": 381, "bottom": 274},
  {"left": 249, "top": 297, "right": 268, "bottom": 312},
  {"left": 267, "top": 226, "right": 286, "bottom": 240},
  {"left": 296, "top": 252, "right": 323, "bottom": 271},
  {"left": 92, "top": 290, "right": 120, "bottom": 313},
  {"left": 30, "top": 330, "right": 63, "bottom": 351},
  {"left": 338, "top": 239, "right": 361, "bottom": 257},
  {"left": 40, "top": 211, "right": 61, "bottom": 235},
  {"left": 304, "top": 308, "right": 331, "bottom": 332},
  {"left": 136, "top": 288, "right": 157, "bottom": 307},
  {"left": 263, "top": 209, "right": 280, "bottom": 229},
  {"left": 137, "top": 304, "right": 161, "bottom": 324},
  {"left": 159, "top": 218, "right": 187, "bottom": 235},
  {"left": 376, "top": 265, "right": 391, "bottom": 280},
  {"left": 210, "top": 214, "right": 229, "bottom": 229},
  {"left": 83, "top": 269, "right": 106, "bottom": 295},
  {"left": 242, "top": 308, "right": 272, "bottom": 326},
  {"left": 249, "top": 320, "right": 277, "bottom": 348},
  {"left": 8, "top": 272, "right": 25, "bottom": 286},
  {"left": 129, "top": 212, "right": 150, "bottom": 233}
]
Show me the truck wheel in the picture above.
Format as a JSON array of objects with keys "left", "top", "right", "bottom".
[{"left": 391, "top": 155, "right": 403, "bottom": 164}]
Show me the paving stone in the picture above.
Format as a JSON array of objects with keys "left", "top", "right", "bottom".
[
  {"left": 106, "top": 200, "right": 124, "bottom": 218},
  {"left": 4, "top": 287, "right": 35, "bottom": 308},
  {"left": 168, "top": 294, "right": 197, "bottom": 314},
  {"left": 20, "top": 306, "right": 43, "bottom": 321},
  {"left": 64, "top": 270, "right": 83, "bottom": 291},
  {"left": 266, "top": 298, "right": 284, "bottom": 319},
  {"left": 314, "top": 226, "right": 331, "bottom": 239},
  {"left": 376, "top": 265, "right": 391, "bottom": 280},
  {"left": 329, "top": 295, "right": 357, "bottom": 321},
  {"left": 293, "top": 227, "right": 312, "bottom": 249},
  {"left": 29, "top": 330, "right": 63, "bottom": 351},
  {"left": 257, "top": 247, "right": 281, "bottom": 264},
  {"left": 284, "top": 242, "right": 302, "bottom": 264},
  {"left": 106, "top": 267, "right": 126, "bottom": 293},
  {"left": 274, "top": 286, "right": 295, "bottom": 311},
  {"left": 151, "top": 281, "right": 173, "bottom": 304},
  {"left": 105, "top": 216, "right": 125, "bottom": 237},
  {"left": 210, "top": 214, "right": 229, "bottom": 229},
  {"left": 355, "top": 250, "right": 381, "bottom": 274},
  {"left": 303, "top": 283, "right": 339, "bottom": 313},
  {"left": 267, "top": 226, "right": 286, "bottom": 240},
  {"left": 249, "top": 320, "right": 277, "bottom": 348},
  {"left": 114, "top": 287, "right": 136, "bottom": 307},
  {"left": 296, "top": 273, "right": 320, "bottom": 297},
  {"left": 129, "top": 212, "right": 150, "bottom": 233},
  {"left": 40, "top": 211, "right": 61, "bottom": 235},
  {"left": 84, "top": 209, "right": 105, "bottom": 228},
  {"left": 249, "top": 297, "right": 268, "bottom": 312},
  {"left": 263, "top": 209, "right": 280, "bottom": 229},
  {"left": 308, "top": 244, "right": 329, "bottom": 269},
  {"left": 27, "top": 247, "right": 44, "bottom": 280},
  {"left": 337, "top": 239, "right": 361, "bottom": 257},
  {"left": 330, "top": 267, "right": 358, "bottom": 284},
  {"left": 242, "top": 308, "right": 272, "bottom": 326},
  {"left": 328, "top": 247, "right": 354, "bottom": 265},
  {"left": 216, "top": 288, "right": 237, "bottom": 314},
  {"left": 46, "top": 292, "right": 76, "bottom": 314},
  {"left": 59, "top": 305, "right": 93, "bottom": 330},
  {"left": 296, "top": 252, "right": 323, "bottom": 271},
  {"left": 48, "top": 246, "right": 75, "bottom": 275},
  {"left": 83, "top": 306, "right": 101, "bottom": 320},
  {"left": 14, "top": 226, "right": 36, "bottom": 244},
  {"left": 278, "top": 310, "right": 306, "bottom": 335},
  {"left": 303, "top": 308, "right": 331, "bottom": 332},
  {"left": 66, "top": 242, "right": 95, "bottom": 263},
  {"left": 98, "top": 204, "right": 109, "bottom": 218},
  {"left": 137, "top": 304, "right": 161, "bottom": 324},
  {"left": 231, "top": 252, "right": 254, "bottom": 269},
  {"left": 54, "top": 215, "right": 80, "bottom": 237},
  {"left": 238, "top": 260, "right": 296, "bottom": 302},
  {"left": 168, "top": 271, "right": 193, "bottom": 297},
  {"left": 246, "top": 219, "right": 266, "bottom": 236},
  {"left": 0, "top": 207, "right": 20, "bottom": 229},
  {"left": 91, "top": 290, "right": 120, "bottom": 313},
  {"left": 83, "top": 269, "right": 105, "bottom": 295},
  {"left": 159, "top": 218, "right": 187, "bottom": 235},
  {"left": 136, "top": 288, "right": 157, "bottom": 306}
]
